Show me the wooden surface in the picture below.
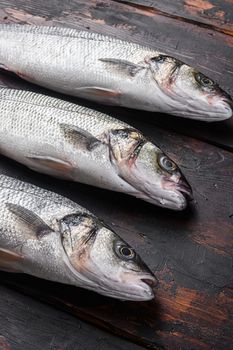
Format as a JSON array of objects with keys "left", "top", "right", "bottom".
[
  {"left": 0, "top": 285, "right": 145, "bottom": 350},
  {"left": 114, "top": 0, "right": 233, "bottom": 35},
  {"left": 0, "top": 1, "right": 232, "bottom": 350}
]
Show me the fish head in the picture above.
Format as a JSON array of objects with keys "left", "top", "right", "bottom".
[
  {"left": 147, "top": 54, "right": 232, "bottom": 121},
  {"left": 59, "top": 213, "right": 157, "bottom": 301},
  {"left": 109, "top": 128, "right": 192, "bottom": 210}
]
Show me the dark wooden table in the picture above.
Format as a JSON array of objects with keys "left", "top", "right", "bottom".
[{"left": 0, "top": 1, "right": 232, "bottom": 350}]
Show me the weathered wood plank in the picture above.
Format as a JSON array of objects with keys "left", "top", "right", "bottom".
[
  {"left": 0, "top": 1, "right": 232, "bottom": 349},
  {"left": 0, "top": 0, "right": 232, "bottom": 151},
  {"left": 113, "top": 0, "right": 233, "bottom": 35},
  {"left": 0, "top": 285, "right": 146, "bottom": 350},
  {"left": 0, "top": 121, "right": 232, "bottom": 350}
]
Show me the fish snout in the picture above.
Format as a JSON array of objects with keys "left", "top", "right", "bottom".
[
  {"left": 141, "top": 276, "right": 158, "bottom": 289},
  {"left": 138, "top": 275, "right": 158, "bottom": 300},
  {"left": 222, "top": 94, "right": 233, "bottom": 115},
  {"left": 176, "top": 177, "right": 193, "bottom": 201},
  {"left": 162, "top": 174, "right": 193, "bottom": 201}
]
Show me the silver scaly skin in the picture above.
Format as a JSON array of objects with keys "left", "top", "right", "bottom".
[
  {"left": 0, "top": 87, "right": 192, "bottom": 210},
  {"left": 0, "top": 174, "right": 157, "bottom": 301},
  {"left": 0, "top": 24, "right": 231, "bottom": 121}
]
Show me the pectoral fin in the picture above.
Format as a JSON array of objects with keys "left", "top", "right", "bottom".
[
  {"left": 26, "top": 156, "right": 73, "bottom": 173},
  {"left": 0, "top": 64, "right": 29, "bottom": 80},
  {"left": 0, "top": 63, "right": 9, "bottom": 71},
  {"left": 99, "top": 58, "right": 143, "bottom": 77},
  {"left": 0, "top": 247, "right": 23, "bottom": 272},
  {"left": 75, "top": 87, "right": 121, "bottom": 104},
  {"left": 60, "top": 123, "right": 101, "bottom": 151},
  {"left": 6, "top": 203, "right": 52, "bottom": 239}
]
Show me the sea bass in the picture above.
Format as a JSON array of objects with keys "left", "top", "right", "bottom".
[
  {"left": 0, "top": 174, "right": 157, "bottom": 301},
  {"left": 0, "top": 87, "right": 192, "bottom": 210},
  {"left": 0, "top": 24, "right": 231, "bottom": 121}
]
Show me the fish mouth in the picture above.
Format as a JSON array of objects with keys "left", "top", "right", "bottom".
[
  {"left": 133, "top": 185, "right": 190, "bottom": 210},
  {"left": 87, "top": 275, "right": 157, "bottom": 301},
  {"left": 222, "top": 89, "right": 233, "bottom": 105},
  {"left": 98, "top": 285, "right": 155, "bottom": 301},
  {"left": 202, "top": 93, "right": 233, "bottom": 121},
  {"left": 115, "top": 273, "right": 157, "bottom": 301},
  {"left": 122, "top": 275, "right": 157, "bottom": 301},
  {"left": 136, "top": 275, "right": 158, "bottom": 301},
  {"left": 163, "top": 176, "right": 193, "bottom": 202},
  {"left": 141, "top": 276, "right": 158, "bottom": 289},
  {"left": 222, "top": 97, "right": 233, "bottom": 118},
  {"left": 122, "top": 166, "right": 192, "bottom": 209},
  {"left": 176, "top": 181, "right": 193, "bottom": 201}
]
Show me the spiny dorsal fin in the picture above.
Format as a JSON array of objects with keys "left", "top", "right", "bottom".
[
  {"left": 6, "top": 203, "right": 52, "bottom": 239},
  {"left": 60, "top": 123, "right": 101, "bottom": 151}
]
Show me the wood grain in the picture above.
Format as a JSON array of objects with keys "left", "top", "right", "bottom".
[
  {"left": 113, "top": 0, "right": 233, "bottom": 35},
  {"left": 0, "top": 285, "right": 146, "bottom": 350},
  {"left": 0, "top": 1, "right": 232, "bottom": 350}
]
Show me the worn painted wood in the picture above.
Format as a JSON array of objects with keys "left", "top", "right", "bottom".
[
  {"left": 0, "top": 0, "right": 232, "bottom": 151},
  {"left": 113, "top": 0, "right": 233, "bottom": 35},
  {"left": 0, "top": 285, "right": 146, "bottom": 350},
  {"left": 0, "top": 1, "right": 232, "bottom": 350}
]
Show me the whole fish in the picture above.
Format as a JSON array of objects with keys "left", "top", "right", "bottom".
[
  {"left": 0, "top": 87, "right": 192, "bottom": 210},
  {"left": 0, "top": 174, "right": 157, "bottom": 300},
  {"left": 0, "top": 24, "right": 231, "bottom": 121}
]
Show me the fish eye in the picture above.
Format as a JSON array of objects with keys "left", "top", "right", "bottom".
[
  {"left": 158, "top": 154, "right": 177, "bottom": 173},
  {"left": 115, "top": 243, "right": 136, "bottom": 260},
  {"left": 195, "top": 72, "right": 214, "bottom": 88}
]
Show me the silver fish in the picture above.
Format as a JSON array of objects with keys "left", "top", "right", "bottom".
[
  {"left": 0, "top": 174, "right": 157, "bottom": 301},
  {"left": 0, "top": 87, "right": 192, "bottom": 210},
  {"left": 0, "top": 24, "right": 231, "bottom": 121}
]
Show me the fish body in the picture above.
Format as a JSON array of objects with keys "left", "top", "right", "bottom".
[
  {"left": 0, "top": 174, "right": 157, "bottom": 300},
  {"left": 0, "top": 24, "right": 231, "bottom": 121},
  {"left": 0, "top": 87, "right": 192, "bottom": 210}
]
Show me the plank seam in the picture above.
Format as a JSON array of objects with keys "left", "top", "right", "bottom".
[{"left": 112, "top": 0, "right": 233, "bottom": 37}]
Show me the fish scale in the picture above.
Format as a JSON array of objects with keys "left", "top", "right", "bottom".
[
  {"left": 0, "top": 174, "right": 85, "bottom": 212},
  {"left": 0, "top": 174, "right": 96, "bottom": 283},
  {"left": 0, "top": 84, "right": 193, "bottom": 209},
  {"left": 0, "top": 24, "right": 231, "bottom": 121},
  {"left": 0, "top": 24, "right": 156, "bottom": 106},
  {"left": 0, "top": 174, "right": 86, "bottom": 245},
  {"left": 0, "top": 24, "right": 131, "bottom": 43},
  {"left": 0, "top": 87, "right": 126, "bottom": 135},
  {"left": 0, "top": 175, "right": 156, "bottom": 301},
  {"left": 0, "top": 86, "right": 139, "bottom": 193}
]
